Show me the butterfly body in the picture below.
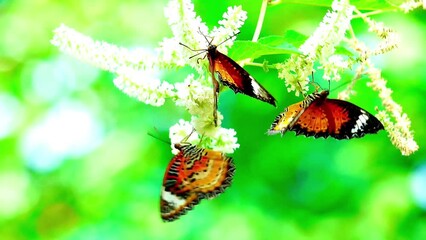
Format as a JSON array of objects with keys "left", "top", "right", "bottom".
[
  {"left": 160, "top": 143, "right": 235, "bottom": 222},
  {"left": 268, "top": 90, "right": 384, "bottom": 139}
]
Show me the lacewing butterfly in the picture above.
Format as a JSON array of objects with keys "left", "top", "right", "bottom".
[
  {"left": 268, "top": 90, "right": 384, "bottom": 139},
  {"left": 180, "top": 31, "right": 276, "bottom": 125},
  {"left": 160, "top": 143, "right": 235, "bottom": 222}
]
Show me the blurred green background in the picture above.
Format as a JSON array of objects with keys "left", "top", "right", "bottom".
[{"left": 0, "top": 0, "right": 425, "bottom": 239}]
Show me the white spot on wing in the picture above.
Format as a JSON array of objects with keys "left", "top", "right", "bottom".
[
  {"left": 250, "top": 76, "right": 262, "bottom": 96},
  {"left": 351, "top": 112, "right": 370, "bottom": 133},
  {"left": 250, "top": 76, "right": 269, "bottom": 99},
  {"left": 161, "top": 186, "right": 187, "bottom": 208}
]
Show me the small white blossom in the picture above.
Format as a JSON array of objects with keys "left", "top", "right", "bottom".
[
  {"left": 320, "top": 55, "right": 349, "bottom": 81},
  {"left": 173, "top": 74, "right": 220, "bottom": 129},
  {"left": 209, "top": 128, "right": 240, "bottom": 154},
  {"left": 337, "top": 89, "right": 356, "bottom": 100},
  {"left": 276, "top": 56, "right": 312, "bottom": 96},
  {"left": 299, "top": 0, "right": 354, "bottom": 60},
  {"left": 399, "top": 0, "right": 426, "bottom": 12},
  {"left": 169, "top": 119, "right": 200, "bottom": 154},
  {"left": 169, "top": 119, "right": 239, "bottom": 154},
  {"left": 278, "top": 0, "right": 354, "bottom": 95},
  {"left": 367, "top": 66, "right": 418, "bottom": 156},
  {"left": 51, "top": 24, "right": 157, "bottom": 73},
  {"left": 174, "top": 74, "right": 213, "bottom": 112},
  {"left": 160, "top": 0, "right": 209, "bottom": 73},
  {"left": 113, "top": 68, "right": 175, "bottom": 107},
  {"left": 211, "top": 6, "right": 248, "bottom": 53},
  {"left": 191, "top": 113, "right": 223, "bottom": 137},
  {"left": 359, "top": 16, "right": 400, "bottom": 55},
  {"left": 345, "top": 39, "right": 419, "bottom": 155}
]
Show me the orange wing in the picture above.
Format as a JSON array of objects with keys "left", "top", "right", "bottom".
[
  {"left": 267, "top": 100, "right": 306, "bottom": 135},
  {"left": 160, "top": 144, "right": 235, "bottom": 222},
  {"left": 291, "top": 98, "right": 384, "bottom": 139},
  {"left": 268, "top": 90, "right": 384, "bottom": 139},
  {"left": 207, "top": 45, "right": 276, "bottom": 106}
]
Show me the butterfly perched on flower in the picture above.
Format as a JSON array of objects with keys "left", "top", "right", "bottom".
[
  {"left": 180, "top": 31, "right": 276, "bottom": 125},
  {"left": 268, "top": 90, "right": 384, "bottom": 139},
  {"left": 160, "top": 143, "right": 235, "bottom": 222}
]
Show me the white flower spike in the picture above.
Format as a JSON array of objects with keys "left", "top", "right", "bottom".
[{"left": 51, "top": 0, "right": 246, "bottom": 154}]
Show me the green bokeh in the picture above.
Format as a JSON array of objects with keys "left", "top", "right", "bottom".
[{"left": 0, "top": 0, "right": 425, "bottom": 239}]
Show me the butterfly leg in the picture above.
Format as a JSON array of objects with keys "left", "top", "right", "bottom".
[{"left": 212, "top": 75, "right": 219, "bottom": 126}]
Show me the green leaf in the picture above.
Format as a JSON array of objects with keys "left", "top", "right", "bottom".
[
  {"left": 228, "top": 31, "right": 306, "bottom": 61},
  {"left": 258, "top": 30, "right": 308, "bottom": 48},
  {"left": 274, "top": 0, "right": 400, "bottom": 10},
  {"left": 227, "top": 29, "right": 358, "bottom": 62},
  {"left": 335, "top": 45, "right": 356, "bottom": 57}
]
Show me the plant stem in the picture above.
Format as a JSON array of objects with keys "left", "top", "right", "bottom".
[
  {"left": 239, "top": 0, "right": 269, "bottom": 67},
  {"left": 352, "top": 9, "right": 386, "bottom": 19},
  {"left": 244, "top": 62, "right": 277, "bottom": 69},
  {"left": 252, "top": 0, "right": 269, "bottom": 42}
]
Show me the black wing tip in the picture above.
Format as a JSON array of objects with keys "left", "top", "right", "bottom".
[{"left": 264, "top": 96, "right": 277, "bottom": 107}]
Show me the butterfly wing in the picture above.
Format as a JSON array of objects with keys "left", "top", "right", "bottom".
[
  {"left": 189, "top": 148, "right": 235, "bottom": 199},
  {"left": 160, "top": 144, "right": 235, "bottom": 222},
  {"left": 208, "top": 47, "right": 276, "bottom": 106},
  {"left": 267, "top": 100, "right": 306, "bottom": 135},
  {"left": 291, "top": 97, "right": 384, "bottom": 139},
  {"left": 267, "top": 91, "right": 325, "bottom": 135},
  {"left": 160, "top": 151, "right": 200, "bottom": 222},
  {"left": 324, "top": 99, "right": 384, "bottom": 139}
]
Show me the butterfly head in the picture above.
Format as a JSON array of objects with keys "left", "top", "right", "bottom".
[
  {"left": 207, "top": 44, "right": 218, "bottom": 56},
  {"left": 321, "top": 90, "right": 330, "bottom": 96}
]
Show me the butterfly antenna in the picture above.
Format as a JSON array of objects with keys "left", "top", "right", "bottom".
[
  {"left": 196, "top": 133, "right": 207, "bottom": 147},
  {"left": 180, "top": 128, "right": 197, "bottom": 143},
  {"left": 328, "top": 78, "right": 331, "bottom": 91},
  {"left": 147, "top": 131, "right": 171, "bottom": 145},
  {"left": 189, "top": 51, "right": 207, "bottom": 60},
  {"left": 216, "top": 31, "right": 240, "bottom": 47},
  {"left": 179, "top": 42, "right": 208, "bottom": 59},
  {"left": 331, "top": 79, "right": 352, "bottom": 92},
  {"left": 297, "top": 82, "right": 307, "bottom": 98},
  {"left": 308, "top": 72, "right": 324, "bottom": 92},
  {"left": 198, "top": 28, "right": 214, "bottom": 45},
  {"left": 179, "top": 42, "right": 205, "bottom": 52}
]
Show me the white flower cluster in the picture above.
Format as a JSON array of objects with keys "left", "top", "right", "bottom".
[
  {"left": 113, "top": 69, "right": 175, "bottom": 106},
  {"left": 169, "top": 119, "right": 239, "bottom": 154},
  {"left": 160, "top": 0, "right": 209, "bottom": 72},
  {"left": 400, "top": 0, "right": 426, "bottom": 12},
  {"left": 277, "top": 0, "right": 354, "bottom": 96},
  {"left": 367, "top": 67, "right": 419, "bottom": 156},
  {"left": 173, "top": 74, "right": 223, "bottom": 135},
  {"left": 169, "top": 119, "right": 200, "bottom": 154},
  {"left": 338, "top": 8, "right": 418, "bottom": 155},
  {"left": 299, "top": 0, "right": 354, "bottom": 60},
  {"left": 51, "top": 24, "right": 157, "bottom": 73},
  {"left": 51, "top": 0, "right": 246, "bottom": 154},
  {"left": 211, "top": 6, "right": 248, "bottom": 52}
]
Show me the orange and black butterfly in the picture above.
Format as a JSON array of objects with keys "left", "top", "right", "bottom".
[
  {"left": 180, "top": 32, "right": 276, "bottom": 125},
  {"left": 268, "top": 90, "right": 384, "bottom": 139},
  {"left": 160, "top": 143, "right": 235, "bottom": 222}
]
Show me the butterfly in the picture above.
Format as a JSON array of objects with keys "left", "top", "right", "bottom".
[
  {"left": 160, "top": 143, "right": 235, "bottom": 222},
  {"left": 267, "top": 90, "right": 384, "bottom": 139},
  {"left": 180, "top": 32, "right": 276, "bottom": 125}
]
